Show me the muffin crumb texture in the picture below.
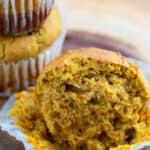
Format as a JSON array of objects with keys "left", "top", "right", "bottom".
[{"left": 11, "top": 48, "right": 150, "bottom": 150}]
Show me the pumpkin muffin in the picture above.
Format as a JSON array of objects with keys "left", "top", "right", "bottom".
[
  {"left": 0, "top": 5, "right": 66, "bottom": 95},
  {"left": 11, "top": 48, "right": 150, "bottom": 150},
  {"left": 0, "top": 0, "right": 54, "bottom": 36}
]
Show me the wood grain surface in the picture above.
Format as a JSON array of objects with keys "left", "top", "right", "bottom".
[
  {"left": 0, "top": 128, "right": 25, "bottom": 150},
  {"left": 60, "top": 0, "right": 150, "bottom": 62}
]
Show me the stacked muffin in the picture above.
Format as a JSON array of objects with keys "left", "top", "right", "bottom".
[{"left": 0, "top": 0, "right": 66, "bottom": 95}]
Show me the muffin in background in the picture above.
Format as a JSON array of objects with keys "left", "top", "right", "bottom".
[
  {"left": 0, "top": 0, "right": 54, "bottom": 36},
  {"left": 0, "top": 3, "right": 67, "bottom": 96}
]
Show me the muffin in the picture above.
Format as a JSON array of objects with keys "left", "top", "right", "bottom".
[
  {"left": 0, "top": 4, "right": 66, "bottom": 96},
  {"left": 0, "top": 0, "right": 54, "bottom": 36},
  {"left": 11, "top": 48, "right": 150, "bottom": 150}
]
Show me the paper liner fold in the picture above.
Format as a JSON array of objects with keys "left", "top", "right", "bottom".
[
  {"left": 0, "top": 2, "right": 67, "bottom": 96},
  {"left": 0, "top": 0, "right": 54, "bottom": 36}
]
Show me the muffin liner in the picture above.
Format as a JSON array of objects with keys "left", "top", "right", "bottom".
[
  {"left": 0, "top": 2, "right": 67, "bottom": 97},
  {"left": 0, "top": 0, "right": 54, "bottom": 36},
  {"left": 0, "top": 58, "right": 150, "bottom": 150}
]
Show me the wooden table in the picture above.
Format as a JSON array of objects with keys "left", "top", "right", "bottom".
[{"left": 60, "top": 0, "right": 150, "bottom": 63}]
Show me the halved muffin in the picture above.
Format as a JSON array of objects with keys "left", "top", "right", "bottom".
[
  {"left": 0, "top": 0, "right": 54, "bottom": 36},
  {"left": 11, "top": 48, "right": 150, "bottom": 150}
]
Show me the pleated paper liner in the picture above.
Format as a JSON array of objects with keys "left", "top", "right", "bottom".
[
  {"left": 0, "top": 2, "right": 67, "bottom": 97},
  {"left": 0, "top": 0, "right": 54, "bottom": 36}
]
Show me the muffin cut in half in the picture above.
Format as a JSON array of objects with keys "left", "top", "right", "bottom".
[
  {"left": 0, "top": 0, "right": 54, "bottom": 36},
  {"left": 11, "top": 48, "right": 150, "bottom": 150}
]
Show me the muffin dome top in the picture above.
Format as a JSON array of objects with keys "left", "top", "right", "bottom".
[
  {"left": 0, "top": 6, "right": 62, "bottom": 63},
  {"left": 0, "top": 0, "right": 54, "bottom": 36}
]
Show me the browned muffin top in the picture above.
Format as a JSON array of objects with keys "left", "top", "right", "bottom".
[{"left": 0, "top": 7, "right": 62, "bottom": 63}]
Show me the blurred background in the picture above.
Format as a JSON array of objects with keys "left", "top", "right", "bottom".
[{"left": 60, "top": 0, "right": 150, "bottom": 63}]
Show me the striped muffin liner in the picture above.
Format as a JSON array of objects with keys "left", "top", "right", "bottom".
[
  {"left": 0, "top": 0, "right": 54, "bottom": 35},
  {"left": 0, "top": 3, "right": 67, "bottom": 97}
]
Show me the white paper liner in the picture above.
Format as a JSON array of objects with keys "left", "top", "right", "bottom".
[
  {"left": 0, "top": 0, "right": 53, "bottom": 35},
  {"left": 0, "top": 58, "right": 150, "bottom": 150},
  {"left": 0, "top": 2, "right": 67, "bottom": 97}
]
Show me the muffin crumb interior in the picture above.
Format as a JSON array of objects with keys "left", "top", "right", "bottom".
[{"left": 11, "top": 54, "right": 150, "bottom": 150}]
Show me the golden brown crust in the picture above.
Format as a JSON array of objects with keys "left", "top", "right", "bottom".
[
  {"left": 0, "top": 7, "right": 62, "bottom": 63},
  {"left": 38, "top": 48, "right": 150, "bottom": 97},
  {"left": 41, "top": 48, "right": 129, "bottom": 74}
]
